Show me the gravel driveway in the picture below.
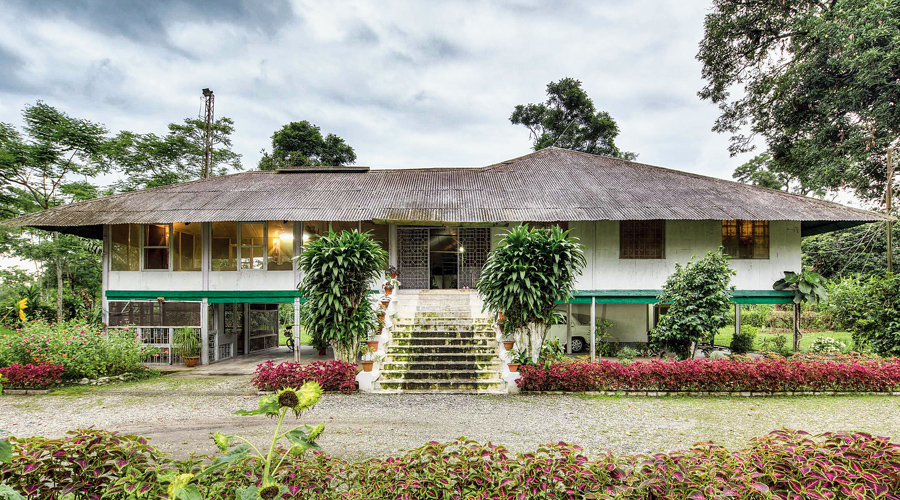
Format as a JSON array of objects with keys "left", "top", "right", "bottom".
[{"left": 3, "top": 373, "right": 900, "bottom": 460}]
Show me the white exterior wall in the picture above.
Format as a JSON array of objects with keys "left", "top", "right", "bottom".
[{"left": 570, "top": 220, "right": 801, "bottom": 291}]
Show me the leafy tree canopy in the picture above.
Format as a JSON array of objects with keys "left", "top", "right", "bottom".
[
  {"left": 510, "top": 78, "right": 636, "bottom": 160},
  {"left": 258, "top": 121, "right": 356, "bottom": 170},
  {"left": 699, "top": 0, "right": 900, "bottom": 203},
  {"left": 108, "top": 116, "right": 241, "bottom": 191}
]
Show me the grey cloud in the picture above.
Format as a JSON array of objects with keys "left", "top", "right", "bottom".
[{"left": 0, "top": 45, "right": 29, "bottom": 93}]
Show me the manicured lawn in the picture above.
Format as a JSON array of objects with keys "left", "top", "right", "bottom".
[
  {"left": 714, "top": 326, "right": 853, "bottom": 352},
  {"left": 278, "top": 327, "right": 312, "bottom": 346}
]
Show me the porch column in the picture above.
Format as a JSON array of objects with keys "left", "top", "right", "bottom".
[
  {"left": 101, "top": 225, "right": 110, "bottom": 326},
  {"left": 793, "top": 302, "right": 801, "bottom": 352},
  {"left": 243, "top": 303, "right": 250, "bottom": 355},
  {"left": 200, "top": 298, "right": 209, "bottom": 365},
  {"left": 590, "top": 297, "right": 596, "bottom": 363},
  {"left": 293, "top": 297, "right": 301, "bottom": 363},
  {"left": 734, "top": 303, "right": 741, "bottom": 345},
  {"left": 565, "top": 302, "right": 572, "bottom": 354}
]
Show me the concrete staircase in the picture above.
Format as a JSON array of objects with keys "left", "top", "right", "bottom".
[{"left": 374, "top": 290, "right": 505, "bottom": 393}]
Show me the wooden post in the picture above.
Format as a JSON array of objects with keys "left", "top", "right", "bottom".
[
  {"left": 793, "top": 302, "right": 801, "bottom": 352},
  {"left": 590, "top": 297, "right": 596, "bottom": 363}
]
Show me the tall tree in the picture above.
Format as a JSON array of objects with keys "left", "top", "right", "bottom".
[
  {"left": 510, "top": 78, "right": 636, "bottom": 159},
  {"left": 698, "top": 0, "right": 900, "bottom": 203},
  {"left": 258, "top": 121, "right": 356, "bottom": 170},
  {"left": 0, "top": 101, "right": 109, "bottom": 320},
  {"left": 109, "top": 117, "right": 241, "bottom": 191}
]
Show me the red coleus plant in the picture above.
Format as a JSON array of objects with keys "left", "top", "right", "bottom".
[
  {"left": 517, "top": 356, "right": 900, "bottom": 393},
  {"left": 0, "top": 363, "right": 64, "bottom": 389},
  {"left": 252, "top": 360, "right": 358, "bottom": 394}
]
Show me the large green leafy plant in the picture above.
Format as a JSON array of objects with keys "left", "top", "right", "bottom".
[
  {"left": 828, "top": 273, "right": 900, "bottom": 356},
  {"left": 650, "top": 248, "right": 735, "bottom": 359},
  {"left": 298, "top": 230, "right": 387, "bottom": 363},
  {"left": 477, "top": 225, "right": 586, "bottom": 362},
  {"left": 773, "top": 269, "right": 828, "bottom": 305}
]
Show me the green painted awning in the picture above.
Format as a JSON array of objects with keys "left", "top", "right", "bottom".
[{"left": 562, "top": 289, "right": 794, "bottom": 305}]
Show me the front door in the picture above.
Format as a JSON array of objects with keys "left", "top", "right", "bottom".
[{"left": 398, "top": 226, "right": 491, "bottom": 289}]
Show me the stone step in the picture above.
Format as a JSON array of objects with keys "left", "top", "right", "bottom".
[
  {"left": 387, "top": 345, "right": 496, "bottom": 354},
  {"left": 392, "top": 337, "right": 495, "bottom": 346},
  {"left": 379, "top": 369, "right": 501, "bottom": 381},
  {"left": 393, "top": 331, "right": 493, "bottom": 340},
  {"left": 384, "top": 353, "right": 497, "bottom": 363},
  {"left": 374, "top": 380, "right": 507, "bottom": 392},
  {"left": 381, "top": 360, "right": 501, "bottom": 371}
]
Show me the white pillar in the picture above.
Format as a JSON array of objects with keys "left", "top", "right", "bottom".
[
  {"left": 734, "top": 303, "right": 741, "bottom": 345},
  {"left": 243, "top": 302, "right": 250, "bottom": 355},
  {"left": 293, "top": 297, "right": 301, "bottom": 363},
  {"left": 565, "top": 302, "right": 572, "bottom": 354},
  {"left": 101, "top": 225, "right": 110, "bottom": 326},
  {"left": 590, "top": 297, "right": 596, "bottom": 362},
  {"left": 200, "top": 298, "right": 209, "bottom": 365}
]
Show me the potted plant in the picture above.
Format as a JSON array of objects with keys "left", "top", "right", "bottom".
[
  {"left": 382, "top": 274, "right": 400, "bottom": 296},
  {"left": 507, "top": 348, "right": 529, "bottom": 373},
  {"left": 387, "top": 265, "right": 400, "bottom": 280},
  {"left": 380, "top": 296, "right": 391, "bottom": 309},
  {"left": 311, "top": 331, "right": 329, "bottom": 357},
  {"left": 360, "top": 344, "right": 375, "bottom": 372},
  {"left": 376, "top": 309, "right": 386, "bottom": 326},
  {"left": 173, "top": 327, "right": 201, "bottom": 367},
  {"left": 366, "top": 337, "right": 379, "bottom": 352}
]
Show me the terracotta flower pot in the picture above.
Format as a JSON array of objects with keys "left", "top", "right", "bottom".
[
  {"left": 498, "top": 311, "right": 507, "bottom": 322},
  {"left": 502, "top": 341, "right": 515, "bottom": 351},
  {"left": 507, "top": 363, "right": 520, "bottom": 373},
  {"left": 380, "top": 300, "right": 390, "bottom": 309},
  {"left": 384, "top": 285, "right": 394, "bottom": 296},
  {"left": 390, "top": 272, "right": 399, "bottom": 279},
  {"left": 361, "top": 360, "right": 374, "bottom": 372},
  {"left": 377, "top": 313, "right": 386, "bottom": 325},
  {"left": 367, "top": 340, "right": 379, "bottom": 352},
  {"left": 317, "top": 348, "right": 327, "bottom": 356},
  {"left": 183, "top": 356, "right": 200, "bottom": 368}
]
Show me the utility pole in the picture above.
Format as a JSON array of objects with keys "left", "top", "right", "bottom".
[
  {"left": 888, "top": 148, "right": 894, "bottom": 274},
  {"left": 201, "top": 88, "right": 215, "bottom": 179}
]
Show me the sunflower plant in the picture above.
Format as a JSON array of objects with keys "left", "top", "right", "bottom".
[{"left": 166, "top": 381, "right": 325, "bottom": 500}]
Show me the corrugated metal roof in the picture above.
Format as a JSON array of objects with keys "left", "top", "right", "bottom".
[{"left": 4, "top": 148, "right": 890, "bottom": 236}]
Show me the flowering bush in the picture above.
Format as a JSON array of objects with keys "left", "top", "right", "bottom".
[
  {"left": 0, "top": 363, "right": 64, "bottom": 389},
  {"left": 0, "top": 320, "right": 157, "bottom": 380},
  {"left": 252, "top": 360, "right": 358, "bottom": 394},
  {"left": 809, "top": 336, "right": 847, "bottom": 354},
  {"left": 4, "top": 429, "right": 900, "bottom": 499},
  {"left": 517, "top": 356, "right": 900, "bottom": 393}
]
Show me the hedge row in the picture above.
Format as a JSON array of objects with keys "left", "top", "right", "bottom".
[
  {"left": 252, "top": 360, "right": 358, "bottom": 394},
  {"left": 0, "top": 363, "right": 64, "bottom": 389},
  {"left": 516, "top": 354, "right": 900, "bottom": 393},
  {"left": 3, "top": 429, "right": 899, "bottom": 499}
]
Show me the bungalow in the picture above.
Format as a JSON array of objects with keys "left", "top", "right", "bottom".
[{"left": 6, "top": 148, "right": 888, "bottom": 391}]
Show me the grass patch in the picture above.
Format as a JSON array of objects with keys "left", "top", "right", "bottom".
[
  {"left": 714, "top": 326, "right": 853, "bottom": 352},
  {"left": 278, "top": 327, "right": 312, "bottom": 346}
]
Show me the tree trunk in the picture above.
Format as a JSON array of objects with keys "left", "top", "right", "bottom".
[
  {"left": 56, "top": 254, "right": 63, "bottom": 322},
  {"left": 332, "top": 340, "right": 358, "bottom": 364},
  {"left": 520, "top": 322, "right": 547, "bottom": 363}
]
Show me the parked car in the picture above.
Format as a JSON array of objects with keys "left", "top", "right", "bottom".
[{"left": 547, "top": 312, "right": 593, "bottom": 353}]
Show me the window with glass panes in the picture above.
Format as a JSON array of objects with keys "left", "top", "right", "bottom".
[
  {"left": 110, "top": 224, "right": 140, "bottom": 271},
  {"left": 211, "top": 222, "right": 238, "bottom": 271},
  {"left": 239, "top": 223, "right": 265, "bottom": 270},
  {"left": 722, "top": 220, "right": 769, "bottom": 259},
  {"left": 267, "top": 221, "right": 293, "bottom": 271},
  {"left": 143, "top": 224, "right": 170, "bottom": 270}
]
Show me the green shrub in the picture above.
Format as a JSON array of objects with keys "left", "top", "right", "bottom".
[
  {"left": 759, "top": 334, "right": 791, "bottom": 357},
  {"left": 809, "top": 336, "right": 847, "bottom": 354},
  {"left": 828, "top": 274, "right": 900, "bottom": 356},
  {"left": 650, "top": 248, "right": 735, "bottom": 359},
  {"left": 617, "top": 346, "right": 638, "bottom": 365},
  {"left": 0, "top": 320, "right": 156, "bottom": 380},
  {"left": 741, "top": 304, "right": 771, "bottom": 328},
  {"left": 730, "top": 325, "right": 757, "bottom": 354}
]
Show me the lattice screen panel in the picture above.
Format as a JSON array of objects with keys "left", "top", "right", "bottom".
[
  {"left": 459, "top": 228, "right": 490, "bottom": 289},
  {"left": 398, "top": 227, "right": 430, "bottom": 289}
]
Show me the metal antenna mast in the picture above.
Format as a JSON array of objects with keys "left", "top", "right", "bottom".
[{"left": 201, "top": 88, "right": 215, "bottom": 179}]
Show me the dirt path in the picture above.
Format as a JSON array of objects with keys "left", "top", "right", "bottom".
[{"left": 3, "top": 373, "right": 900, "bottom": 460}]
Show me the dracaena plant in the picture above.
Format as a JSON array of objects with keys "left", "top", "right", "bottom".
[
  {"left": 298, "top": 229, "right": 387, "bottom": 363},
  {"left": 166, "top": 381, "right": 325, "bottom": 500},
  {"left": 477, "top": 224, "right": 586, "bottom": 363}
]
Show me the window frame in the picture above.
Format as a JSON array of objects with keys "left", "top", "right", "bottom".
[
  {"left": 238, "top": 221, "right": 267, "bottom": 271},
  {"left": 619, "top": 220, "right": 666, "bottom": 259},
  {"left": 141, "top": 223, "right": 172, "bottom": 271},
  {"left": 722, "top": 220, "right": 770, "bottom": 260},
  {"left": 266, "top": 220, "right": 295, "bottom": 272}
]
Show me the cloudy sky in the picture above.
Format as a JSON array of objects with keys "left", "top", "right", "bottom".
[{"left": 0, "top": 0, "right": 752, "bottom": 179}]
